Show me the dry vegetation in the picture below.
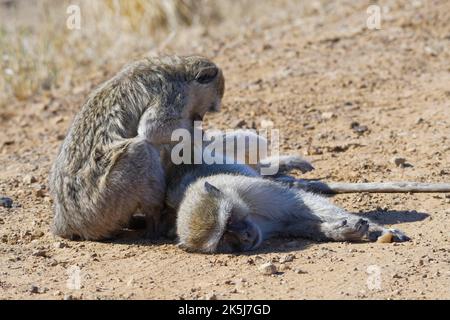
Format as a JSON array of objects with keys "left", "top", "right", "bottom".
[{"left": 0, "top": 0, "right": 243, "bottom": 107}]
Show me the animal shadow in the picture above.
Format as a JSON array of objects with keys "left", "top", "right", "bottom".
[{"left": 354, "top": 209, "right": 429, "bottom": 225}]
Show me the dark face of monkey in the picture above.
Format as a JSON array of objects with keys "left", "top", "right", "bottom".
[
  {"left": 216, "top": 215, "right": 262, "bottom": 253},
  {"left": 183, "top": 56, "right": 225, "bottom": 122},
  {"left": 205, "top": 182, "right": 262, "bottom": 253}
]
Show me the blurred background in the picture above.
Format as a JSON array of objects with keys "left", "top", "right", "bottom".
[
  {"left": 1, "top": 0, "right": 421, "bottom": 108},
  {"left": 0, "top": 0, "right": 274, "bottom": 107}
]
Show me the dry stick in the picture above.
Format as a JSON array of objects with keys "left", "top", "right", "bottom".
[{"left": 288, "top": 180, "right": 450, "bottom": 194}]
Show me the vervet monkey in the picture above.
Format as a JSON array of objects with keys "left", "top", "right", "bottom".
[
  {"left": 49, "top": 55, "right": 224, "bottom": 240},
  {"left": 167, "top": 155, "right": 409, "bottom": 253}
]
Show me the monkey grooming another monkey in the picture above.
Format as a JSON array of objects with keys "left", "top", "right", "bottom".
[
  {"left": 168, "top": 157, "right": 409, "bottom": 253},
  {"left": 49, "top": 55, "right": 225, "bottom": 240}
]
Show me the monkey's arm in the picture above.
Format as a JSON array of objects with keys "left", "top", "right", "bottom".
[{"left": 276, "top": 177, "right": 450, "bottom": 194}]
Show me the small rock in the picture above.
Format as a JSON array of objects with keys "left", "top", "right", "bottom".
[
  {"left": 53, "top": 241, "right": 67, "bottom": 249},
  {"left": 32, "top": 250, "right": 48, "bottom": 257},
  {"left": 205, "top": 292, "right": 217, "bottom": 300},
  {"left": 259, "top": 262, "right": 277, "bottom": 275},
  {"left": 350, "top": 122, "right": 368, "bottom": 134},
  {"left": 294, "top": 268, "right": 307, "bottom": 274},
  {"left": 424, "top": 46, "right": 438, "bottom": 57},
  {"left": 260, "top": 119, "right": 274, "bottom": 128},
  {"left": 29, "top": 285, "right": 39, "bottom": 294},
  {"left": 233, "top": 119, "right": 247, "bottom": 128},
  {"left": 278, "top": 264, "right": 291, "bottom": 271},
  {"left": 321, "top": 112, "right": 335, "bottom": 120},
  {"left": 0, "top": 196, "right": 13, "bottom": 208},
  {"left": 63, "top": 294, "right": 74, "bottom": 300},
  {"left": 49, "top": 259, "right": 59, "bottom": 267},
  {"left": 44, "top": 196, "right": 53, "bottom": 204},
  {"left": 391, "top": 157, "right": 407, "bottom": 167},
  {"left": 280, "top": 254, "right": 295, "bottom": 263},
  {"left": 22, "top": 175, "right": 37, "bottom": 184},
  {"left": 34, "top": 185, "right": 46, "bottom": 198},
  {"left": 31, "top": 230, "right": 44, "bottom": 240}
]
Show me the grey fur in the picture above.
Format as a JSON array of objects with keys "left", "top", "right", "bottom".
[
  {"left": 49, "top": 55, "right": 225, "bottom": 240},
  {"left": 171, "top": 162, "right": 409, "bottom": 253}
]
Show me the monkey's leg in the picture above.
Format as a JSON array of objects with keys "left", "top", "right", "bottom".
[
  {"left": 107, "top": 138, "right": 166, "bottom": 239},
  {"left": 290, "top": 191, "right": 409, "bottom": 242}
]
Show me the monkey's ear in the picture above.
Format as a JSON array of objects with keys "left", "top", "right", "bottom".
[
  {"left": 195, "top": 66, "right": 218, "bottom": 84},
  {"left": 204, "top": 181, "right": 223, "bottom": 198}
]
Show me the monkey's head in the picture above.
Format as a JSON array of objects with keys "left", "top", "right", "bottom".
[
  {"left": 177, "top": 180, "right": 262, "bottom": 253},
  {"left": 133, "top": 55, "right": 224, "bottom": 123},
  {"left": 182, "top": 55, "right": 225, "bottom": 122}
]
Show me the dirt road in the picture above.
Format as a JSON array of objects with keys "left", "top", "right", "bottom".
[{"left": 0, "top": 0, "right": 449, "bottom": 299}]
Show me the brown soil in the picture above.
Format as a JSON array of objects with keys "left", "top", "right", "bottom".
[{"left": 0, "top": 1, "right": 449, "bottom": 299}]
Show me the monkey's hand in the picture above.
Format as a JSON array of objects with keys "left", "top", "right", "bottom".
[
  {"left": 259, "top": 155, "right": 314, "bottom": 174},
  {"left": 368, "top": 227, "right": 410, "bottom": 242}
]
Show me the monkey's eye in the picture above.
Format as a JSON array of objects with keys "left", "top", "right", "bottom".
[{"left": 195, "top": 67, "right": 218, "bottom": 84}]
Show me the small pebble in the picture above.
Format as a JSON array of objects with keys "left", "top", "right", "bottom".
[
  {"left": 205, "top": 292, "right": 217, "bottom": 300},
  {"left": 350, "top": 122, "right": 368, "bottom": 134},
  {"left": 260, "top": 119, "right": 274, "bottom": 128},
  {"left": 53, "top": 241, "right": 68, "bottom": 249},
  {"left": 391, "top": 157, "right": 407, "bottom": 167},
  {"left": 29, "top": 285, "right": 39, "bottom": 294},
  {"left": 294, "top": 268, "right": 307, "bottom": 274},
  {"left": 259, "top": 262, "right": 277, "bottom": 275},
  {"left": 32, "top": 250, "right": 48, "bottom": 257},
  {"left": 22, "top": 175, "right": 37, "bottom": 184},
  {"left": 233, "top": 119, "right": 247, "bottom": 128},
  {"left": 280, "top": 254, "right": 295, "bottom": 263},
  {"left": 321, "top": 112, "right": 335, "bottom": 120},
  {"left": 0, "top": 196, "right": 13, "bottom": 208}
]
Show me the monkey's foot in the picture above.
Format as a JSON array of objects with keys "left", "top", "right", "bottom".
[
  {"left": 323, "top": 218, "right": 370, "bottom": 242},
  {"left": 368, "top": 228, "right": 410, "bottom": 242}
]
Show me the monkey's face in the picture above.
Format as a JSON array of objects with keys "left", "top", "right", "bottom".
[
  {"left": 177, "top": 180, "right": 262, "bottom": 253},
  {"left": 216, "top": 216, "right": 262, "bottom": 253},
  {"left": 202, "top": 181, "right": 262, "bottom": 252},
  {"left": 183, "top": 56, "right": 225, "bottom": 123}
]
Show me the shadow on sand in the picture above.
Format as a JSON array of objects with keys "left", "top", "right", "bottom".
[{"left": 102, "top": 209, "right": 428, "bottom": 255}]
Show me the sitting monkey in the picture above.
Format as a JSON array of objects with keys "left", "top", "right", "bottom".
[{"left": 49, "top": 55, "right": 224, "bottom": 240}]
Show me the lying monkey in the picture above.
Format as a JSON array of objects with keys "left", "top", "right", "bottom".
[{"left": 165, "top": 153, "right": 410, "bottom": 253}]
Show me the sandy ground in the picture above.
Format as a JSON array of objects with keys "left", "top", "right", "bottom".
[{"left": 0, "top": 1, "right": 449, "bottom": 299}]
